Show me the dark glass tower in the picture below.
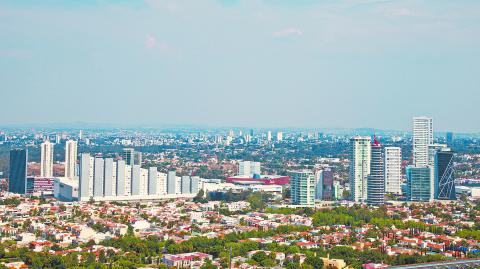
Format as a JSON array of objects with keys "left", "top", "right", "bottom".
[
  {"left": 9, "top": 149, "right": 28, "bottom": 194},
  {"left": 367, "top": 136, "right": 385, "bottom": 205},
  {"left": 435, "top": 150, "right": 455, "bottom": 200}
]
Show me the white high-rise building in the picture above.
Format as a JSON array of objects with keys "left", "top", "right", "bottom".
[
  {"left": 384, "top": 147, "right": 402, "bottom": 195},
  {"left": 40, "top": 140, "right": 54, "bottom": 177},
  {"left": 349, "top": 136, "right": 371, "bottom": 203},
  {"left": 267, "top": 131, "right": 272, "bottom": 142},
  {"left": 238, "top": 161, "right": 261, "bottom": 177},
  {"left": 276, "top": 132, "right": 283, "bottom": 142},
  {"left": 290, "top": 170, "right": 315, "bottom": 207},
  {"left": 64, "top": 140, "right": 77, "bottom": 179},
  {"left": 413, "top": 116, "right": 433, "bottom": 167}
]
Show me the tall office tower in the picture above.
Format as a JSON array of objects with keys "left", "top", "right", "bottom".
[
  {"left": 93, "top": 157, "right": 105, "bottom": 197},
  {"left": 79, "top": 130, "right": 83, "bottom": 140},
  {"left": 250, "top": 129, "right": 254, "bottom": 137},
  {"left": 276, "top": 132, "right": 283, "bottom": 142},
  {"left": 167, "top": 171, "right": 176, "bottom": 194},
  {"left": 384, "top": 147, "right": 402, "bottom": 195},
  {"left": 413, "top": 116, "right": 433, "bottom": 167},
  {"left": 446, "top": 132, "right": 454, "bottom": 146},
  {"left": 55, "top": 134, "right": 61, "bottom": 144},
  {"left": 228, "top": 130, "right": 234, "bottom": 138},
  {"left": 267, "top": 131, "right": 272, "bottom": 142},
  {"left": 148, "top": 167, "right": 158, "bottom": 195},
  {"left": 428, "top": 144, "right": 448, "bottom": 200},
  {"left": 191, "top": 176, "right": 200, "bottom": 194},
  {"left": 244, "top": 134, "right": 252, "bottom": 143},
  {"left": 79, "top": 153, "right": 94, "bottom": 201},
  {"left": 315, "top": 168, "right": 334, "bottom": 200},
  {"left": 135, "top": 152, "right": 142, "bottom": 166},
  {"left": 181, "top": 176, "right": 191, "bottom": 194},
  {"left": 40, "top": 140, "right": 54, "bottom": 177},
  {"left": 349, "top": 136, "right": 371, "bottom": 203},
  {"left": 123, "top": 148, "right": 135, "bottom": 166},
  {"left": 130, "top": 165, "right": 141, "bottom": 196},
  {"left": 140, "top": 168, "right": 149, "bottom": 195},
  {"left": 406, "top": 166, "right": 431, "bottom": 201},
  {"left": 9, "top": 149, "right": 28, "bottom": 194},
  {"left": 238, "top": 161, "right": 261, "bottom": 177},
  {"left": 116, "top": 160, "right": 126, "bottom": 196},
  {"left": 64, "top": 140, "right": 77, "bottom": 179},
  {"left": 434, "top": 149, "right": 455, "bottom": 200},
  {"left": 367, "top": 136, "right": 385, "bottom": 205},
  {"left": 290, "top": 171, "right": 316, "bottom": 207},
  {"left": 103, "top": 158, "right": 115, "bottom": 196}
]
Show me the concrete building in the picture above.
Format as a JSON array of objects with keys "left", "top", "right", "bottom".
[
  {"left": 79, "top": 153, "right": 94, "bottom": 200},
  {"left": 148, "top": 167, "right": 158, "bottom": 195},
  {"left": 8, "top": 149, "right": 28, "bottom": 194},
  {"left": 413, "top": 116, "right": 433, "bottom": 167},
  {"left": 181, "top": 176, "right": 191, "bottom": 194},
  {"left": 350, "top": 136, "right": 371, "bottom": 203},
  {"left": 290, "top": 170, "right": 315, "bottom": 207},
  {"left": 384, "top": 147, "right": 402, "bottom": 195},
  {"left": 40, "top": 140, "right": 54, "bottom": 177},
  {"left": 367, "top": 136, "right": 385, "bottom": 205},
  {"left": 238, "top": 161, "right": 261, "bottom": 177},
  {"left": 64, "top": 140, "right": 77, "bottom": 179},
  {"left": 167, "top": 171, "right": 176, "bottom": 194}
]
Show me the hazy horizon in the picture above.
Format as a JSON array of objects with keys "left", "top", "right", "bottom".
[{"left": 1, "top": 0, "right": 479, "bottom": 132}]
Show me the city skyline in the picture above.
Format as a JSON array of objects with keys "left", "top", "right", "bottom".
[{"left": 1, "top": 0, "right": 479, "bottom": 132}]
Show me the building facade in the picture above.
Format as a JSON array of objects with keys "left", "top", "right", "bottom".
[
  {"left": 413, "top": 116, "right": 433, "bottom": 167},
  {"left": 40, "top": 140, "right": 54, "bottom": 177},
  {"left": 349, "top": 136, "right": 371, "bottom": 203},
  {"left": 434, "top": 149, "right": 455, "bottom": 200},
  {"left": 9, "top": 149, "right": 28, "bottom": 194},
  {"left": 384, "top": 147, "right": 402, "bottom": 195},
  {"left": 64, "top": 140, "right": 77, "bottom": 179},
  {"left": 367, "top": 137, "right": 385, "bottom": 205},
  {"left": 406, "top": 166, "right": 431, "bottom": 201},
  {"left": 290, "top": 170, "right": 315, "bottom": 207},
  {"left": 315, "top": 168, "right": 334, "bottom": 200}
]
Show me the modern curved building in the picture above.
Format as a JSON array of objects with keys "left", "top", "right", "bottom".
[{"left": 367, "top": 136, "right": 385, "bottom": 205}]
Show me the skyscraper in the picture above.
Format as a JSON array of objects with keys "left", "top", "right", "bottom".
[
  {"left": 349, "top": 136, "right": 371, "bottom": 203},
  {"left": 315, "top": 168, "right": 334, "bottom": 200},
  {"left": 181, "top": 176, "right": 191, "bottom": 194},
  {"left": 290, "top": 170, "right": 315, "bottom": 207},
  {"left": 367, "top": 136, "right": 385, "bottom": 205},
  {"left": 276, "top": 132, "right": 283, "bottom": 142},
  {"left": 40, "top": 140, "right": 54, "bottom": 177},
  {"left": 384, "top": 147, "right": 402, "bottom": 195},
  {"left": 413, "top": 116, "right": 433, "bottom": 167},
  {"left": 406, "top": 166, "right": 431, "bottom": 201},
  {"left": 434, "top": 149, "right": 455, "bottom": 200},
  {"left": 267, "top": 131, "right": 272, "bottom": 142},
  {"left": 9, "top": 149, "right": 28, "bottom": 194},
  {"left": 123, "top": 148, "right": 135, "bottom": 166},
  {"left": 79, "top": 153, "right": 94, "bottom": 201},
  {"left": 64, "top": 140, "right": 77, "bottom": 179},
  {"left": 167, "top": 171, "right": 176, "bottom": 194}
]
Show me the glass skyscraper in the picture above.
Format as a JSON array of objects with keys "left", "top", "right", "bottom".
[
  {"left": 9, "top": 149, "right": 28, "bottom": 194},
  {"left": 290, "top": 170, "right": 315, "bottom": 207},
  {"left": 406, "top": 166, "right": 431, "bottom": 201},
  {"left": 435, "top": 150, "right": 456, "bottom": 200}
]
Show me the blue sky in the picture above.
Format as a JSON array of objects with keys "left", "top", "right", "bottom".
[{"left": 1, "top": 0, "right": 479, "bottom": 132}]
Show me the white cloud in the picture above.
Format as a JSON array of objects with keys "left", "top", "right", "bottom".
[{"left": 273, "top": 27, "right": 303, "bottom": 38}]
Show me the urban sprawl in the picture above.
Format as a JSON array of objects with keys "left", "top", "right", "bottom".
[{"left": 2, "top": 117, "right": 480, "bottom": 269}]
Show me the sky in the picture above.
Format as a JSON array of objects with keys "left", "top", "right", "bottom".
[{"left": 0, "top": 0, "right": 479, "bottom": 132}]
